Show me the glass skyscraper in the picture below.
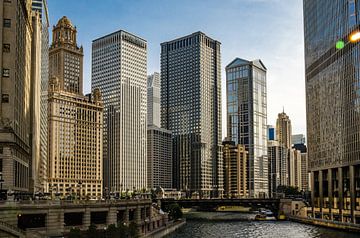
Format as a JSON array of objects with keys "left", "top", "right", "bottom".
[
  {"left": 226, "top": 58, "right": 268, "bottom": 198},
  {"left": 161, "top": 32, "right": 223, "bottom": 198},
  {"left": 304, "top": 0, "right": 360, "bottom": 223}
]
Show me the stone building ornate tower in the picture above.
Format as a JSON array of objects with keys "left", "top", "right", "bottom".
[{"left": 49, "top": 16, "right": 83, "bottom": 94}]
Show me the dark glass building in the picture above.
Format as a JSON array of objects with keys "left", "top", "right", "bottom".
[
  {"left": 304, "top": 0, "right": 360, "bottom": 223},
  {"left": 226, "top": 58, "right": 268, "bottom": 198},
  {"left": 161, "top": 32, "right": 223, "bottom": 198}
]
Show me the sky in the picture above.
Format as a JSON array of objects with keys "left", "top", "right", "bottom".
[{"left": 47, "top": 0, "right": 306, "bottom": 138}]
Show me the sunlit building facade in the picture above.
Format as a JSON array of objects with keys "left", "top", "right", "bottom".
[
  {"left": 304, "top": 0, "right": 360, "bottom": 223},
  {"left": 223, "top": 141, "right": 247, "bottom": 198},
  {"left": 48, "top": 17, "right": 103, "bottom": 199},
  {"left": 226, "top": 58, "right": 268, "bottom": 198},
  {"left": 0, "top": 0, "right": 33, "bottom": 194}
]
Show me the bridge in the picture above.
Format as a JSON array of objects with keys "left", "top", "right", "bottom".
[
  {"left": 0, "top": 199, "right": 169, "bottom": 237},
  {"left": 161, "top": 198, "right": 283, "bottom": 215}
]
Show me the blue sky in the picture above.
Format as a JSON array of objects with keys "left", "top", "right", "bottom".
[{"left": 48, "top": 0, "right": 306, "bottom": 138}]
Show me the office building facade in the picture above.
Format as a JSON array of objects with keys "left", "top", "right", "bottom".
[
  {"left": 161, "top": 32, "right": 223, "bottom": 197},
  {"left": 304, "top": 0, "right": 360, "bottom": 223},
  {"left": 292, "top": 134, "right": 305, "bottom": 145},
  {"left": 147, "top": 126, "right": 172, "bottom": 189},
  {"left": 92, "top": 30, "right": 147, "bottom": 192},
  {"left": 48, "top": 17, "right": 103, "bottom": 199},
  {"left": 31, "top": 0, "right": 50, "bottom": 193},
  {"left": 226, "top": 58, "right": 268, "bottom": 198},
  {"left": 223, "top": 141, "right": 247, "bottom": 198},
  {"left": 147, "top": 72, "right": 161, "bottom": 127},
  {"left": 268, "top": 140, "right": 289, "bottom": 197},
  {"left": 0, "top": 0, "right": 33, "bottom": 194},
  {"left": 276, "top": 111, "right": 292, "bottom": 149}
]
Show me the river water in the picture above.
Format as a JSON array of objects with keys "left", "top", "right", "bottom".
[{"left": 166, "top": 212, "right": 360, "bottom": 238}]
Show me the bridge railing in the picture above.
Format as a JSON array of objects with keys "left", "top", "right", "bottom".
[{"left": 0, "top": 220, "right": 26, "bottom": 235}]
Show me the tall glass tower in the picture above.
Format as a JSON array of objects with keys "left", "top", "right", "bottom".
[
  {"left": 226, "top": 58, "right": 268, "bottom": 198},
  {"left": 304, "top": 0, "right": 360, "bottom": 223},
  {"left": 161, "top": 32, "right": 223, "bottom": 198}
]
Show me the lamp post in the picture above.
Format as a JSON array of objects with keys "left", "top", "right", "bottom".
[
  {"left": 0, "top": 172, "right": 4, "bottom": 200},
  {"left": 77, "top": 182, "right": 82, "bottom": 200}
]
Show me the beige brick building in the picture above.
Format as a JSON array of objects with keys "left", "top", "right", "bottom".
[
  {"left": 223, "top": 141, "right": 247, "bottom": 198},
  {"left": 47, "top": 17, "right": 103, "bottom": 199}
]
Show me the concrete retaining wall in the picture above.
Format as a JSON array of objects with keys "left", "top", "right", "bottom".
[
  {"left": 145, "top": 220, "right": 186, "bottom": 238},
  {"left": 289, "top": 215, "right": 360, "bottom": 233}
]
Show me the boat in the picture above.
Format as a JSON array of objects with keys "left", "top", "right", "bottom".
[{"left": 255, "top": 209, "right": 276, "bottom": 221}]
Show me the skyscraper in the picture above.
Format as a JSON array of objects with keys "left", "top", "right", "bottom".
[
  {"left": 304, "top": 0, "right": 360, "bottom": 223},
  {"left": 161, "top": 32, "right": 223, "bottom": 197},
  {"left": 292, "top": 134, "right": 305, "bottom": 145},
  {"left": 92, "top": 30, "right": 147, "bottom": 192},
  {"left": 0, "top": 0, "right": 33, "bottom": 194},
  {"left": 147, "top": 72, "right": 161, "bottom": 127},
  {"left": 268, "top": 140, "right": 288, "bottom": 197},
  {"left": 276, "top": 111, "right": 292, "bottom": 149},
  {"left": 32, "top": 0, "right": 50, "bottom": 193},
  {"left": 267, "top": 125, "right": 276, "bottom": 141},
  {"left": 29, "top": 7, "right": 42, "bottom": 193},
  {"left": 289, "top": 148, "right": 302, "bottom": 189},
  {"left": 147, "top": 125, "right": 172, "bottom": 189},
  {"left": 47, "top": 17, "right": 103, "bottom": 199},
  {"left": 223, "top": 141, "right": 247, "bottom": 198},
  {"left": 226, "top": 58, "right": 268, "bottom": 198}
]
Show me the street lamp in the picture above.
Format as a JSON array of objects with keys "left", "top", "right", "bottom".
[
  {"left": 350, "top": 31, "right": 360, "bottom": 43},
  {"left": 0, "top": 172, "right": 4, "bottom": 200},
  {"left": 77, "top": 182, "right": 82, "bottom": 200}
]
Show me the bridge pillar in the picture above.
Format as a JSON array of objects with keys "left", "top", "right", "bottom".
[
  {"left": 319, "top": 170, "right": 323, "bottom": 219},
  {"left": 350, "top": 165, "right": 356, "bottom": 224},
  {"left": 83, "top": 207, "right": 91, "bottom": 228},
  {"left": 135, "top": 206, "right": 141, "bottom": 224},
  {"left": 46, "top": 208, "right": 64, "bottom": 236},
  {"left": 107, "top": 207, "right": 117, "bottom": 225},
  {"left": 311, "top": 171, "right": 315, "bottom": 218},
  {"left": 124, "top": 207, "right": 129, "bottom": 224},
  {"left": 328, "top": 168, "right": 333, "bottom": 220},
  {"left": 338, "top": 167, "right": 344, "bottom": 222}
]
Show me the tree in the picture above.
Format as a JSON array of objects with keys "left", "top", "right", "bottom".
[
  {"left": 128, "top": 222, "right": 139, "bottom": 238},
  {"left": 106, "top": 224, "right": 119, "bottom": 238},
  {"left": 166, "top": 203, "right": 183, "bottom": 220},
  {"left": 117, "top": 222, "right": 129, "bottom": 237},
  {"left": 276, "top": 185, "right": 301, "bottom": 197},
  {"left": 68, "top": 227, "right": 82, "bottom": 238},
  {"left": 86, "top": 224, "right": 99, "bottom": 238}
]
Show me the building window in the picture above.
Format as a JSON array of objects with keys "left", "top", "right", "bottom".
[
  {"left": 2, "top": 94, "right": 9, "bottom": 103},
  {"left": 3, "top": 19, "right": 11, "bottom": 28},
  {"left": 3, "top": 44, "right": 10, "bottom": 53},
  {"left": 2, "top": 69, "right": 9, "bottom": 77}
]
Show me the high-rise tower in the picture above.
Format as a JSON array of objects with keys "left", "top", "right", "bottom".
[
  {"left": 226, "top": 58, "right": 268, "bottom": 198},
  {"left": 49, "top": 16, "right": 83, "bottom": 94},
  {"left": 0, "top": 0, "right": 33, "bottom": 194},
  {"left": 161, "top": 32, "right": 223, "bottom": 198},
  {"left": 48, "top": 17, "right": 103, "bottom": 199},
  {"left": 304, "top": 0, "right": 360, "bottom": 223},
  {"left": 92, "top": 30, "right": 147, "bottom": 192},
  {"left": 147, "top": 72, "right": 161, "bottom": 127},
  {"left": 276, "top": 111, "right": 292, "bottom": 149}
]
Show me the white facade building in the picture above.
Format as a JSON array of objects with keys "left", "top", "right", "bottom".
[
  {"left": 147, "top": 72, "right": 161, "bottom": 127},
  {"left": 92, "top": 30, "right": 147, "bottom": 191}
]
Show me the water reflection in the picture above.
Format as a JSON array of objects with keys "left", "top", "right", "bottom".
[{"left": 167, "top": 216, "right": 359, "bottom": 238}]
